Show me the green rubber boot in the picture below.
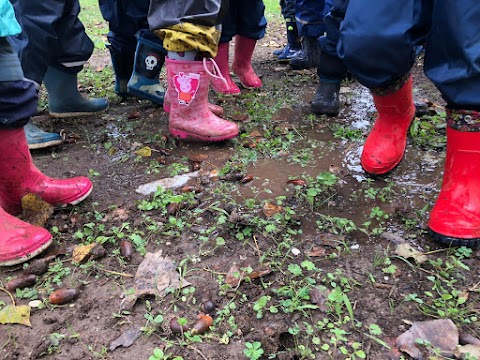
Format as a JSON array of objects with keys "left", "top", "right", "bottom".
[{"left": 44, "top": 67, "right": 109, "bottom": 118}]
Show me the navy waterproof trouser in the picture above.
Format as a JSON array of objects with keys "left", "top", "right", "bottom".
[
  {"left": 99, "top": 0, "right": 164, "bottom": 59},
  {"left": 339, "top": 1, "right": 480, "bottom": 109},
  {"left": 317, "top": 0, "right": 349, "bottom": 80},
  {"left": 0, "top": 38, "right": 37, "bottom": 129},
  {"left": 280, "top": 0, "right": 296, "bottom": 20},
  {"left": 8, "top": 0, "right": 93, "bottom": 85},
  {"left": 295, "top": 0, "right": 333, "bottom": 38},
  {"left": 220, "top": 0, "right": 267, "bottom": 43}
]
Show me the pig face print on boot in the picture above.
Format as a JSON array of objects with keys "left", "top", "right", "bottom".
[
  {"left": 166, "top": 58, "right": 238, "bottom": 142},
  {"left": 0, "top": 128, "right": 93, "bottom": 215}
]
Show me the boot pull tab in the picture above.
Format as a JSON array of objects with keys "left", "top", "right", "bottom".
[{"left": 203, "top": 58, "right": 229, "bottom": 89}]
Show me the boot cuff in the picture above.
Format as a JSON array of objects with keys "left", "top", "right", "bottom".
[
  {"left": 447, "top": 109, "right": 480, "bottom": 132},
  {"left": 371, "top": 72, "right": 411, "bottom": 96}
]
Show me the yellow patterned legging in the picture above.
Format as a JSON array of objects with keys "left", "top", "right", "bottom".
[{"left": 155, "top": 22, "right": 221, "bottom": 58}]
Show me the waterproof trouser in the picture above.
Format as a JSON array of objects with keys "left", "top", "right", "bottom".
[
  {"left": 219, "top": 0, "right": 267, "bottom": 43},
  {"left": 99, "top": 0, "right": 164, "bottom": 63},
  {"left": 295, "top": 0, "right": 333, "bottom": 38},
  {"left": 0, "top": 38, "right": 36, "bottom": 129},
  {"left": 339, "top": 1, "right": 480, "bottom": 108},
  {"left": 8, "top": 0, "right": 93, "bottom": 84}
]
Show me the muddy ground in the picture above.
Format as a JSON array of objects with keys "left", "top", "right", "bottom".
[{"left": 1, "top": 24, "right": 479, "bottom": 360}]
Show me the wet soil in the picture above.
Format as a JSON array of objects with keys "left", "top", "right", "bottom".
[{"left": 1, "top": 23, "right": 479, "bottom": 360}]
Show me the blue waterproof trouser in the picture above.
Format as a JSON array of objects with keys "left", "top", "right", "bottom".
[
  {"left": 295, "top": 0, "right": 333, "bottom": 38},
  {"left": 339, "top": 1, "right": 480, "bottom": 109},
  {"left": 280, "top": 0, "right": 296, "bottom": 20},
  {"left": 99, "top": 0, "right": 163, "bottom": 58},
  {"left": 8, "top": 0, "right": 93, "bottom": 85},
  {"left": 220, "top": 0, "right": 267, "bottom": 43},
  {"left": 317, "top": 0, "right": 348, "bottom": 80},
  {"left": 0, "top": 38, "right": 37, "bottom": 129}
]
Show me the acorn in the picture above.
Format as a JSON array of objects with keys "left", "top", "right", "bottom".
[
  {"left": 240, "top": 174, "right": 254, "bottom": 184},
  {"left": 5, "top": 274, "right": 37, "bottom": 292},
  {"left": 90, "top": 244, "right": 106, "bottom": 260},
  {"left": 24, "top": 258, "right": 49, "bottom": 276},
  {"left": 169, "top": 318, "right": 189, "bottom": 333},
  {"left": 49, "top": 288, "right": 79, "bottom": 305},
  {"left": 180, "top": 186, "right": 196, "bottom": 193},
  {"left": 287, "top": 179, "right": 307, "bottom": 187},
  {"left": 201, "top": 300, "right": 216, "bottom": 314},
  {"left": 190, "top": 161, "right": 201, "bottom": 171},
  {"left": 191, "top": 315, "right": 213, "bottom": 335},
  {"left": 120, "top": 240, "right": 133, "bottom": 261},
  {"left": 167, "top": 202, "right": 181, "bottom": 215}
]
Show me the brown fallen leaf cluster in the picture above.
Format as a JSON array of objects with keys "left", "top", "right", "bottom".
[{"left": 225, "top": 264, "right": 272, "bottom": 287}]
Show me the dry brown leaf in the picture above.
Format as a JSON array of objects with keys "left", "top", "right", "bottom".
[
  {"left": 72, "top": 243, "right": 97, "bottom": 263},
  {"left": 21, "top": 193, "right": 54, "bottom": 227},
  {"left": 109, "top": 327, "right": 142, "bottom": 351},
  {"left": 395, "top": 243, "right": 428, "bottom": 264},
  {"left": 188, "top": 153, "right": 209, "bottom": 162},
  {"left": 120, "top": 250, "right": 191, "bottom": 310},
  {"left": 249, "top": 130, "right": 263, "bottom": 138},
  {"left": 309, "top": 287, "right": 329, "bottom": 312},
  {"left": 396, "top": 319, "right": 459, "bottom": 359},
  {"left": 230, "top": 112, "right": 249, "bottom": 122},
  {"left": 225, "top": 264, "right": 271, "bottom": 287},
  {"left": 263, "top": 203, "right": 284, "bottom": 218},
  {"left": 102, "top": 208, "right": 129, "bottom": 222},
  {"left": 454, "top": 344, "right": 480, "bottom": 359},
  {"left": 305, "top": 246, "right": 327, "bottom": 257}
]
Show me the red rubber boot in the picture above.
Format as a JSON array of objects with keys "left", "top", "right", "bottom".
[
  {"left": 232, "top": 35, "right": 262, "bottom": 89},
  {"left": 163, "top": 91, "right": 224, "bottom": 117},
  {"left": 361, "top": 76, "right": 415, "bottom": 174},
  {"left": 210, "top": 42, "right": 241, "bottom": 95},
  {"left": 0, "top": 206, "right": 52, "bottom": 266},
  {"left": 428, "top": 112, "right": 480, "bottom": 248},
  {"left": 0, "top": 128, "right": 93, "bottom": 215},
  {"left": 165, "top": 58, "right": 239, "bottom": 141}
]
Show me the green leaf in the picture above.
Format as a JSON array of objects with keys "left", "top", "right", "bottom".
[{"left": 288, "top": 263, "right": 302, "bottom": 276}]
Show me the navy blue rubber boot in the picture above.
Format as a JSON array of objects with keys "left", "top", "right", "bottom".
[
  {"left": 127, "top": 35, "right": 166, "bottom": 105},
  {"left": 107, "top": 44, "right": 134, "bottom": 97},
  {"left": 44, "top": 67, "right": 109, "bottom": 118},
  {"left": 277, "top": 20, "right": 301, "bottom": 62},
  {"left": 25, "top": 121, "right": 63, "bottom": 150},
  {"left": 290, "top": 36, "right": 321, "bottom": 70}
]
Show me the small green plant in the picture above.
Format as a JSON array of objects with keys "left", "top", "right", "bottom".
[
  {"left": 331, "top": 124, "right": 364, "bottom": 140},
  {"left": 409, "top": 112, "right": 446, "bottom": 149},
  {"left": 243, "top": 341, "right": 264, "bottom": 360},
  {"left": 148, "top": 348, "right": 183, "bottom": 360}
]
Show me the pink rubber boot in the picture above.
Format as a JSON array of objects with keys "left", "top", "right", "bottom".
[
  {"left": 232, "top": 36, "right": 262, "bottom": 89},
  {"left": 0, "top": 206, "right": 52, "bottom": 266},
  {"left": 165, "top": 57, "right": 239, "bottom": 141},
  {"left": 210, "top": 42, "right": 241, "bottom": 95},
  {"left": 0, "top": 128, "right": 93, "bottom": 215},
  {"left": 163, "top": 91, "right": 224, "bottom": 117}
]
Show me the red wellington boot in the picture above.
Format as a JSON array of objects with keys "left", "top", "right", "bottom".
[
  {"left": 165, "top": 57, "right": 239, "bottom": 141},
  {"left": 0, "top": 128, "right": 93, "bottom": 215},
  {"left": 210, "top": 42, "right": 241, "bottom": 95},
  {"left": 232, "top": 35, "right": 263, "bottom": 89},
  {"left": 428, "top": 112, "right": 480, "bottom": 248},
  {"left": 0, "top": 206, "right": 52, "bottom": 266},
  {"left": 163, "top": 91, "right": 224, "bottom": 117},
  {"left": 361, "top": 76, "right": 415, "bottom": 175}
]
